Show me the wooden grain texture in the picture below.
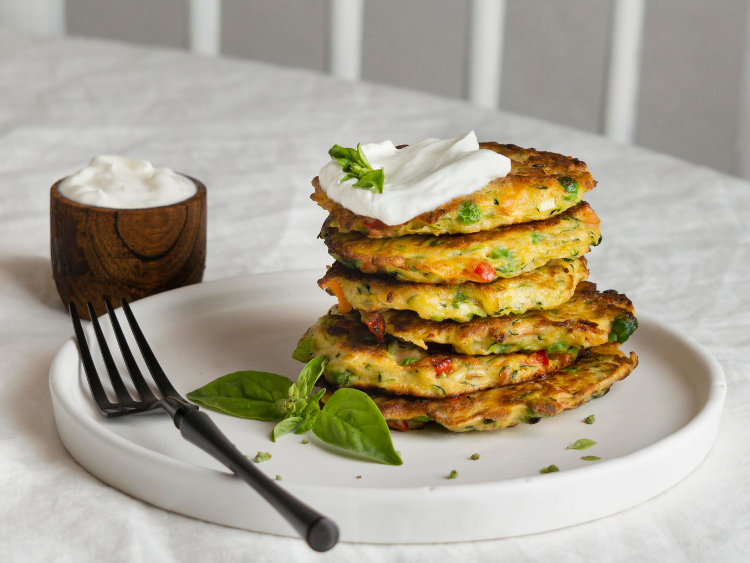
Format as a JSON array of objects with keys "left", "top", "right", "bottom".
[{"left": 50, "top": 177, "right": 207, "bottom": 319}]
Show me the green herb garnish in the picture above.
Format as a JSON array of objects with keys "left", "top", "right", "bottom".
[
  {"left": 400, "top": 357, "right": 419, "bottom": 366},
  {"left": 584, "top": 414, "right": 596, "bottom": 424},
  {"left": 540, "top": 465, "right": 559, "bottom": 474},
  {"left": 581, "top": 456, "right": 601, "bottom": 461},
  {"left": 329, "top": 143, "right": 385, "bottom": 193},
  {"left": 313, "top": 388, "right": 402, "bottom": 465},
  {"left": 190, "top": 358, "right": 402, "bottom": 465},
  {"left": 275, "top": 475, "right": 282, "bottom": 481},
  {"left": 301, "top": 439, "right": 309, "bottom": 444},
  {"left": 457, "top": 202, "right": 482, "bottom": 225},
  {"left": 187, "top": 357, "right": 327, "bottom": 440},
  {"left": 448, "top": 470, "right": 459, "bottom": 479},
  {"left": 470, "top": 453, "right": 480, "bottom": 460},
  {"left": 254, "top": 451, "right": 271, "bottom": 463},
  {"left": 567, "top": 439, "right": 597, "bottom": 450}
]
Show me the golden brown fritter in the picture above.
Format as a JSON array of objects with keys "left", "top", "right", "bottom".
[
  {"left": 321, "top": 344, "right": 638, "bottom": 432},
  {"left": 318, "top": 257, "right": 589, "bottom": 322},
  {"left": 360, "top": 281, "right": 638, "bottom": 355},
  {"left": 323, "top": 202, "right": 601, "bottom": 284},
  {"left": 294, "top": 307, "right": 577, "bottom": 398},
  {"left": 311, "top": 143, "right": 597, "bottom": 238}
]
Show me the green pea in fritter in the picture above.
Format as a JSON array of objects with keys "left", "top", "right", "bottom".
[
  {"left": 318, "top": 257, "right": 589, "bottom": 323},
  {"left": 323, "top": 201, "right": 601, "bottom": 284},
  {"left": 321, "top": 344, "right": 638, "bottom": 432},
  {"left": 359, "top": 281, "right": 638, "bottom": 355},
  {"left": 294, "top": 307, "right": 577, "bottom": 399},
  {"left": 311, "top": 143, "right": 597, "bottom": 238}
]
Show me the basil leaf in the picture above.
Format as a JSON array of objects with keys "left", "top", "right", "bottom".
[
  {"left": 296, "top": 356, "right": 327, "bottom": 398},
  {"left": 540, "top": 464, "right": 559, "bottom": 474},
  {"left": 294, "top": 389, "right": 325, "bottom": 434},
  {"left": 457, "top": 202, "right": 482, "bottom": 225},
  {"left": 567, "top": 439, "right": 597, "bottom": 450},
  {"left": 292, "top": 337, "right": 313, "bottom": 362},
  {"left": 312, "top": 388, "right": 403, "bottom": 466},
  {"left": 353, "top": 168, "right": 385, "bottom": 193},
  {"left": 187, "top": 370, "right": 292, "bottom": 420},
  {"left": 272, "top": 416, "right": 304, "bottom": 442}
]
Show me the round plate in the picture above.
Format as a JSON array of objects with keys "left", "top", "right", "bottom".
[{"left": 49, "top": 270, "right": 725, "bottom": 544}]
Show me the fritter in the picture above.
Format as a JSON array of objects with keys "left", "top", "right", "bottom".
[
  {"left": 294, "top": 307, "right": 577, "bottom": 398},
  {"left": 321, "top": 344, "right": 638, "bottom": 432},
  {"left": 360, "top": 281, "right": 638, "bottom": 355},
  {"left": 323, "top": 201, "right": 601, "bottom": 284},
  {"left": 319, "top": 257, "right": 589, "bottom": 322},
  {"left": 311, "top": 143, "right": 597, "bottom": 238}
]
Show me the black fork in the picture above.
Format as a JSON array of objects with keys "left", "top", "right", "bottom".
[{"left": 69, "top": 299, "right": 339, "bottom": 552}]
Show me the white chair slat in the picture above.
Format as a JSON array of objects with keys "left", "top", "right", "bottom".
[
  {"left": 0, "top": 0, "right": 65, "bottom": 36},
  {"left": 605, "top": 0, "right": 646, "bottom": 144},
  {"left": 189, "top": 0, "right": 221, "bottom": 57},
  {"left": 329, "top": 0, "right": 364, "bottom": 81},
  {"left": 467, "top": 0, "right": 506, "bottom": 110}
]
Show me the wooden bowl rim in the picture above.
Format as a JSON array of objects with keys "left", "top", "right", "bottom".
[{"left": 50, "top": 174, "right": 206, "bottom": 213}]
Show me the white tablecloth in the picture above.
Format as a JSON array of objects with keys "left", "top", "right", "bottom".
[{"left": 1, "top": 31, "right": 747, "bottom": 562}]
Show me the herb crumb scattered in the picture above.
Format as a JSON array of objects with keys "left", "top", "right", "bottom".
[
  {"left": 567, "top": 439, "right": 597, "bottom": 450},
  {"left": 301, "top": 439, "right": 309, "bottom": 444},
  {"left": 275, "top": 475, "right": 282, "bottom": 481},
  {"left": 540, "top": 465, "right": 559, "bottom": 474},
  {"left": 470, "top": 453, "right": 481, "bottom": 460},
  {"left": 356, "top": 475, "right": 362, "bottom": 479},
  {"left": 584, "top": 414, "right": 595, "bottom": 424},
  {"left": 581, "top": 456, "right": 601, "bottom": 461},
  {"left": 448, "top": 470, "right": 459, "bottom": 479},
  {"left": 254, "top": 451, "right": 271, "bottom": 463}
]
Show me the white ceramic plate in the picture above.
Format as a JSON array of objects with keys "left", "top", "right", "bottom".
[{"left": 49, "top": 270, "right": 725, "bottom": 544}]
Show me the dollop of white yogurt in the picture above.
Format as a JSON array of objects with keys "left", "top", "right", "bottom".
[
  {"left": 59, "top": 155, "right": 197, "bottom": 209},
  {"left": 318, "top": 131, "right": 511, "bottom": 225}
]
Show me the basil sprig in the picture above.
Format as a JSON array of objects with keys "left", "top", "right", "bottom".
[
  {"left": 186, "top": 356, "right": 328, "bottom": 440},
  {"left": 329, "top": 143, "right": 385, "bottom": 193},
  {"left": 313, "top": 388, "right": 403, "bottom": 466},
  {"left": 188, "top": 357, "right": 403, "bottom": 465}
]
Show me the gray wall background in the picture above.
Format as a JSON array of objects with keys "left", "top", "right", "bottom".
[{"left": 65, "top": 0, "right": 748, "bottom": 177}]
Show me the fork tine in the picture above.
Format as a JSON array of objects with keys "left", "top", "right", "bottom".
[
  {"left": 69, "top": 303, "right": 132, "bottom": 417},
  {"left": 86, "top": 302, "right": 140, "bottom": 409},
  {"left": 105, "top": 299, "right": 158, "bottom": 403},
  {"left": 120, "top": 298, "right": 182, "bottom": 399}
]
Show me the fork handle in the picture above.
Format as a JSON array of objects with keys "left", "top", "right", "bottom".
[{"left": 175, "top": 408, "right": 339, "bottom": 552}]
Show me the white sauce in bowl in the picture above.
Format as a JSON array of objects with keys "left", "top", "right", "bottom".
[
  {"left": 59, "top": 156, "right": 197, "bottom": 209},
  {"left": 318, "top": 131, "right": 511, "bottom": 225}
]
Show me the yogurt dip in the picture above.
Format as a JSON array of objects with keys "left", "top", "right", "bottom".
[
  {"left": 318, "top": 131, "right": 511, "bottom": 225},
  {"left": 59, "top": 155, "right": 197, "bottom": 209}
]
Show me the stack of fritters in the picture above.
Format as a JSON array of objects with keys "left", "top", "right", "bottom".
[{"left": 295, "top": 143, "right": 638, "bottom": 432}]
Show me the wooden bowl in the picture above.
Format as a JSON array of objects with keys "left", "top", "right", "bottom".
[{"left": 50, "top": 177, "right": 207, "bottom": 319}]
